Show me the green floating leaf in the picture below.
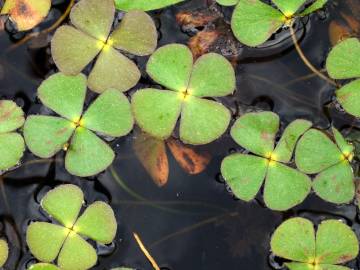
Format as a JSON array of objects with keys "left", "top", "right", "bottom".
[
  {"left": 300, "top": 0, "right": 329, "bottom": 16},
  {"left": 326, "top": 38, "right": 360, "bottom": 79},
  {"left": 65, "top": 127, "right": 115, "bottom": 177},
  {"left": 313, "top": 162, "right": 354, "bottom": 204},
  {"left": 221, "top": 154, "right": 267, "bottom": 201},
  {"left": 295, "top": 129, "right": 342, "bottom": 174},
  {"left": 82, "top": 89, "right": 133, "bottom": 137},
  {"left": 51, "top": 26, "right": 101, "bottom": 75},
  {"left": 23, "top": 116, "right": 74, "bottom": 158},
  {"left": 231, "top": 0, "right": 285, "bottom": 47},
  {"left": 41, "top": 184, "right": 84, "bottom": 228},
  {"left": 26, "top": 222, "right": 69, "bottom": 262},
  {"left": 87, "top": 47, "right": 141, "bottom": 93},
  {"left": 271, "top": 217, "right": 315, "bottom": 262},
  {"left": 115, "top": 0, "right": 185, "bottom": 11},
  {"left": 132, "top": 89, "right": 182, "bottom": 139},
  {"left": 74, "top": 201, "right": 117, "bottom": 244},
  {"left": 316, "top": 220, "right": 359, "bottom": 264},
  {"left": 0, "top": 239, "right": 8, "bottom": 267},
  {"left": 1, "top": 0, "right": 51, "bottom": 31},
  {"left": 332, "top": 127, "right": 354, "bottom": 156},
  {"left": 38, "top": 73, "right": 87, "bottom": 121},
  {"left": 272, "top": 0, "right": 306, "bottom": 17},
  {"left": 0, "top": 132, "right": 25, "bottom": 170},
  {"left": 216, "top": 0, "right": 239, "bottom": 6},
  {"left": 111, "top": 10, "right": 157, "bottom": 56},
  {"left": 230, "top": 111, "right": 279, "bottom": 157},
  {"left": 188, "top": 53, "right": 235, "bottom": 97},
  {"left": 70, "top": 0, "right": 114, "bottom": 40},
  {"left": 272, "top": 119, "right": 312, "bottom": 163},
  {"left": 58, "top": 232, "right": 97, "bottom": 270},
  {"left": 264, "top": 162, "right": 311, "bottom": 211},
  {"left": 146, "top": 44, "right": 193, "bottom": 92},
  {"left": 285, "top": 263, "right": 313, "bottom": 270},
  {"left": 29, "top": 263, "right": 61, "bottom": 270},
  {"left": 180, "top": 96, "right": 231, "bottom": 145},
  {"left": 336, "top": 79, "right": 360, "bottom": 118},
  {"left": 0, "top": 100, "right": 25, "bottom": 133}
]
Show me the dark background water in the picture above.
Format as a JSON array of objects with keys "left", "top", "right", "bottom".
[{"left": 0, "top": 0, "right": 360, "bottom": 269}]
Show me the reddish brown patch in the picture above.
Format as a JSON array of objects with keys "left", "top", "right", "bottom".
[
  {"left": 338, "top": 254, "right": 354, "bottom": 263},
  {"left": 8, "top": 0, "right": 46, "bottom": 31},
  {"left": 167, "top": 138, "right": 211, "bottom": 174},
  {"left": 189, "top": 31, "right": 219, "bottom": 59},
  {"left": 56, "top": 127, "right": 69, "bottom": 136},
  {"left": 133, "top": 132, "right": 169, "bottom": 187},
  {"left": 261, "top": 132, "right": 271, "bottom": 141},
  {"left": 176, "top": 11, "right": 219, "bottom": 28}
]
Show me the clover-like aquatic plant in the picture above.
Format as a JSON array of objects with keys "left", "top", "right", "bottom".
[
  {"left": 0, "top": 100, "right": 25, "bottom": 171},
  {"left": 216, "top": 0, "right": 328, "bottom": 46},
  {"left": 115, "top": 0, "right": 185, "bottom": 11},
  {"left": 221, "top": 111, "right": 312, "bottom": 211},
  {"left": 24, "top": 73, "right": 133, "bottom": 177},
  {"left": 271, "top": 217, "right": 359, "bottom": 270},
  {"left": 0, "top": 239, "right": 8, "bottom": 267},
  {"left": 28, "top": 263, "right": 60, "bottom": 270},
  {"left": 295, "top": 127, "right": 356, "bottom": 204},
  {"left": 51, "top": 0, "right": 157, "bottom": 93},
  {"left": 326, "top": 38, "right": 360, "bottom": 117},
  {"left": 132, "top": 44, "right": 236, "bottom": 145},
  {"left": 26, "top": 184, "right": 117, "bottom": 270},
  {"left": 1, "top": 0, "right": 51, "bottom": 31}
]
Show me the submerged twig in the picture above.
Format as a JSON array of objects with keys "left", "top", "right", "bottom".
[
  {"left": 133, "top": 232, "right": 161, "bottom": 270},
  {"left": 289, "top": 22, "right": 337, "bottom": 87},
  {"left": 7, "top": 0, "right": 75, "bottom": 51}
]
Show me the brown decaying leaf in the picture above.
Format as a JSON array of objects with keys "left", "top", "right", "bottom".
[
  {"left": 176, "top": 10, "right": 220, "bottom": 28},
  {"left": 329, "top": 21, "right": 352, "bottom": 46},
  {"left": 167, "top": 138, "right": 211, "bottom": 175},
  {"left": 133, "top": 132, "right": 169, "bottom": 187},
  {"left": 189, "top": 30, "right": 219, "bottom": 59},
  {"left": 1, "top": 0, "right": 51, "bottom": 31}
]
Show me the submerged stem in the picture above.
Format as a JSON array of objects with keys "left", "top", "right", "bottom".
[
  {"left": 289, "top": 22, "right": 337, "bottom": 87},
  {"left": 134, "top": 232, "right": 160, "bottom": 270}
]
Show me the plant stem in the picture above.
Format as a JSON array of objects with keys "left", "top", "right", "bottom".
[
  {"left": 134, "top": 232, "right": 161, "bottom": 270},
  {"left": 289, "top": 22, "right": 337, "bottom": 87}
]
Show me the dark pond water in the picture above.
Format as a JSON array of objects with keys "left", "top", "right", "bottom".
[{"left": 0, "top": 0, "right": 360, "bottom": 269}]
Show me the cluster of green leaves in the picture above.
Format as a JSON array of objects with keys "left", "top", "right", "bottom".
[
  {"left": 271, "top": 217, "right": 359, "bottom": 270},
  {"left": 24, "top": 73, "right": 133, "bottom": 177},
  {"left": 1, "top": 0, "right": 51, "bottom": 31},
  {"left": 0, "top": 239, "right": 8, "bottom": 267},
  {"left": 221, "top": 112, "right": 312, "bottom": 211},
  {"left": 221, "top": 111, "right": 356, "bottom": 210},
  {"left": 295, "top": 127, "right": 355, "bottom": 204},
  {"left": 132, "top": 44, "right": 236, "bottom": 145},
  {"left": 0, "top": 100, "right": 25, "bottom": 171},
  {"left": 27, "top": 184, "right": 117, "bottom": 270},
  {"left": 51, "top": 0, "right": 157, "bottom": 93},
  {"left": 115, "top": 0, "right": 185, "bottom": 11},
  {"left": 215, "top": 0, "right": 328, "bottom": 46},
  {"left": 326, "top": 38, "right": 360, "bottom": 117}
]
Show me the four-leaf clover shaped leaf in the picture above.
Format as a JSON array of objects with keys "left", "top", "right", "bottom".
[
  {"left": 51, "top": 0, "right": 157, "bottom": 93},
  {"left": 0, "top": 100, "right": 25, "bottom": 171},
  {"left": 132, "top": 44, "right": 236, "bottom": 145},
  {"left": 295, "top": 127, "right": 355, "bottom": 204},
  {"left": 27, "top": 184, "right": 117, "bottom": 270},
  {"left": 24, "top": 73, "right": 133, "bottom": 177},
  {"left": 216, "top": 0, "right": 328, "bottom": 46},
  {"left": 221, "top": 112, "right": 312, "bottom": 211},
  {"left": 271, "top": 217, "right": 359, "bottom": 270},
  {"left": 326, "top": 38, "right": 360, "bottom": 117}
]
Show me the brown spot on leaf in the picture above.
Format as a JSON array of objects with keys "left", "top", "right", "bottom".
[{"left": 189, "top": 31, "right": 219, "bottom": 59}]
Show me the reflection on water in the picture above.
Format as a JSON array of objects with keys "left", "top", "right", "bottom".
[{"left": 0, "top": 0, "right": 359, "bottom": 269}]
